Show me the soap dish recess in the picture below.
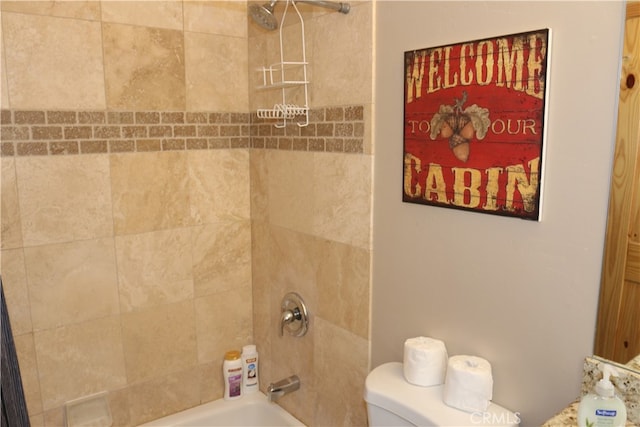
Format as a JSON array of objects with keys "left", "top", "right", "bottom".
[{"left": 64, "top": 391, "right": 112, "bottom": 427}]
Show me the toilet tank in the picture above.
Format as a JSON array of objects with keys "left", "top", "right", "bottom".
[{"left": 364, "top": 362, "right": 520, "bottom": 427}]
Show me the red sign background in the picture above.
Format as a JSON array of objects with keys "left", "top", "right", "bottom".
[{"left": 403, "top": 29, "right": 550, "bottom": 220}]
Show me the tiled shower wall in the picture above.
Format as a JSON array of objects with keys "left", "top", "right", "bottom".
[
  {"left": 0, "top": 3, "right": 256, "bottom": 424},
  {"left": 1, "top": 1, "right": 373, "bottom": 426},
  {"left": 248, "top": 3, "right": 373, "bottom": 425},
  {"left": 1, "top": 118, "right": 254, "bottom": 426}
]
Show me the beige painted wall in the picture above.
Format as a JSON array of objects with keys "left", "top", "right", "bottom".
[{"left": 372, "top": 1, "right": 625, "bottom": 425}]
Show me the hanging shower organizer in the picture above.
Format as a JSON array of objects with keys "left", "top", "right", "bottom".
[{"left": 256, "top": 0, "right": 309, "bottom": 128}]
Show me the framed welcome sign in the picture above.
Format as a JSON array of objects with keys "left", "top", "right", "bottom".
[{"left": 403, "top": 29, "right": 550, "bottom": 220}]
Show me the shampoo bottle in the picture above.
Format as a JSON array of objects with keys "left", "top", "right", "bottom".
[
  {"left": 577, "top": 363, "right": 627, "bottom": 427},
  {"left": 223, "top": 350, "right": 243, "bottom": 400},
  {"left": 242, "top": 344, "right": 259, "bottom": 394}
]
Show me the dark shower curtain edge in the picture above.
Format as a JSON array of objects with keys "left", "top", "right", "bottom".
[{"left": 1, "top": 276, "right": 31, "bottom": 427}]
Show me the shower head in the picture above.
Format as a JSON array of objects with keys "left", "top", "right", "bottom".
[{"left": 249, "top": 0, "right": 279, "bottom": 31}]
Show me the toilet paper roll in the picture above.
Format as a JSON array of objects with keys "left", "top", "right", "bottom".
[
  {"left": 403, "top": 337, "right": 448, "bottom": 386},
  {"left": 443, "top": 355, "right": 493, "bottom": 413}
]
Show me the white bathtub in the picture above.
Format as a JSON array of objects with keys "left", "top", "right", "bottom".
[{"left": 139, "top": 392, "right": 305, "bottom": 426}]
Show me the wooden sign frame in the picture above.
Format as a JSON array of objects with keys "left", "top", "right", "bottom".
[{"left": 403, "top": 29, "right": 551, "bottom": 220}]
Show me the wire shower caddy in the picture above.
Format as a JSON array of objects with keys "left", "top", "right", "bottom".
[{"left": 256, "top": 0, "right": 310, "bottom": 128}]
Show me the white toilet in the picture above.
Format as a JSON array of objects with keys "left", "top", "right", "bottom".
[{"left": 364, "top": 362, "right": 520, "bottom": 426}]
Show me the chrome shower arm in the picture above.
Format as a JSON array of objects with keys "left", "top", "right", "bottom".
[
  {"left": 295, "top": 0, "right": 350, "bottom": 14},
  {"left": 249, "top": 0, "right": 350, "bottom": 31}
]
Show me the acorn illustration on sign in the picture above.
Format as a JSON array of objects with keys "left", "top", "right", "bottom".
[{"left": 429, "top": 91, "right": 490, "bottom": 162}]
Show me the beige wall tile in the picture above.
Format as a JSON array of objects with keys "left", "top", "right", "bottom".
[
  {"left": 271, "top": 330, "right": 316, "bottom": 426},
  {"left": 1, "top": 1, "right": 101, "bottom": 20},
  {"left": 251, "top": 225, "right": 319, "bottom": 424},
  {"left": 266, "top": 226, "right": 319, "bottom": 313},
  {"left": 103, "top": 23, "right": 185, "bottom": 110},
  {"left": 1, "top": 158, "right": 23, "bottom": 249},
  {"left": 280, "top": 21, "right": 306, "bottom": 61},
  {"left": 313, "top": 152, "right": 372, "bottom": 249},
  {"left": 106, "top": 388, "right": 131, "bottom": 427},
  {"left": 188, "top": 149, "right": 250, "bottom": 224},
  {"left": 34, "top": 316, "right": 127, "bottom": 410},
  {"left": 263, "top": 151, "right": 372, "bottom": 248},
  {"left": 110, "top": 152, "right": 191, "bottom": 235},
  {"left": 1, "top": 16, "right": 8, "bottom": 109},
  {"left": 24, "top": 238, "right": 120, "bottom": 331},
  {"left": 269, "top": 281, "right": 316, "bottom": 425},
  {"left": 101, "top": 1, "right": 183, "bottom": 30},
  {"left": 184, "top": 1, "right": 247, "bottom": 37},
  {"left": 1, "top": 249, "right": 32, "bottom": 335},
  {"left": 309, "top": 2, "right": 373, "bottom": 107},
  {"left": 265, "top": 150, "right": 314, "bottom": 234},
  {"left": 15, "top": 155, "right": 113, "bottom": 246},
  {"left": 185, "top": 32, "right": 248, "bottom": 112},
  {"left": 198, "top": 361, "right": 222, "bottom": 403},
  {"left": 249, "top": 221, "right": 274, "bottom": 391},
  {"left": 313, "top": 317, "right": 369, "bottom": 426},
  {"left": 247, "top": 34, "right": 270, "bottom": 111},
  {"left": 29, "top": 413, "right": 43, "bottom": 427},
  {"left": 192, "top": 220, "right": 251, "bottom": 297},
  {"left": 121, "top": 301, "right": 197, "bottom": 383},
  {"left": 2, "top": 12, "right": 105, "bottom": 109},
  {"left": 249, "top": 150, "right": 269, "bottom": 221},
  {"left": 127, "top": 367, "right": 201, "bottom": 426},
  {"left": 14, "top": 333, "right": 43, "bottom": 416},
  {"left": 42, "top": 407, "right": 63, "bottom": 427},
  {"left": 317, "top": 239, "right": 370, "bottom": 339},
  {"left": 115, "top": 228, "right": 194, "bottom": 312},
  {"left": 194, "top": 288, "right": 253, "bottom": 364}
]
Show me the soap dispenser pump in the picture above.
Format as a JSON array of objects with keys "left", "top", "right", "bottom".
[{"left": 577, "top": 363, "right": 627, "bottom": 427}]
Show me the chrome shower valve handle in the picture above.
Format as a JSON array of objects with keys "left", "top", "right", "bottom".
[
  {"left": 280, "top": 292, "right": 309, "bottom": 337},
  {"left": 279, "top": 307, "right": 296, "bottom": 335}
]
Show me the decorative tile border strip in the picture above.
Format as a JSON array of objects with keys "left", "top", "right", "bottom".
[
  {"left": 0, "top": 106, "right": 365, "bottom": 156},
  {"left": 0, "top": 110, "right": 250, "bottom": 156}
]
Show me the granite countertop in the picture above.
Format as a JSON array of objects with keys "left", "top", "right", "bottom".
[
  {"left": 541, "top": 400, "right": 636, "bottom": 427},
  {"left": 541, "top": 400, "right": 579, "bottom": 427},
  {"left": 542, "top": 355, "right": 640, "bottom": 426}
]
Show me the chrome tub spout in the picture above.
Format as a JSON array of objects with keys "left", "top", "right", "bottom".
[{"left": 267, "top": 375, "right": 300, "bottom": 402}]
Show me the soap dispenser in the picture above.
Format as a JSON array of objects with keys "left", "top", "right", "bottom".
[{"left": 577, "top": 363, "right": 627, "bottom": 427}]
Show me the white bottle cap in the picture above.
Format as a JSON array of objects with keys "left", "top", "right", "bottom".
[{"left": 243, "top": 344, "right": 256, "bottom": 354}]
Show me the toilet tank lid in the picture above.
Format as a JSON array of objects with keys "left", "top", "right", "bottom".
[{"left": 364, "top": 362, "right": 520, "bottom": 427}]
